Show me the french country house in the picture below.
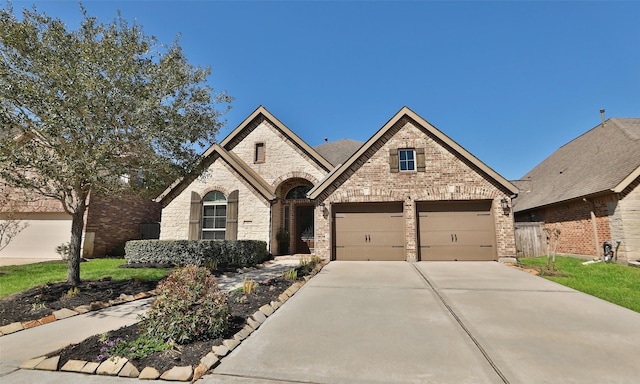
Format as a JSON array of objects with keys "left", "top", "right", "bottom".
[
  {"left": 158, "top": 106, "right": 519, "bottom": 261},
  {"left": 514, "top": 117, "right": 640, "bottom": 264}
]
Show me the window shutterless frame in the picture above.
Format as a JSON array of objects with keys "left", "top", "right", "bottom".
[{"left": 398, "top": 149, "right": 416, "bottom": 171}]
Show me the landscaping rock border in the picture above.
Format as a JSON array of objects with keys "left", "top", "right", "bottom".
[{"left": 19, "top": 261, "right": 327, "bottom": 382}]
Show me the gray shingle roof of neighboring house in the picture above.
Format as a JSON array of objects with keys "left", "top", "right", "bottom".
[
  {"left": 314, "top": 138, "right": 363, "bottom": 167},
  {"left": 514, "top": 118, "right": 640, "bottom": 212}
]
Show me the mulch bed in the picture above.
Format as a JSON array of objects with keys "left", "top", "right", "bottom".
[
  {"left": 0, "top": 278, "right": 160, "bottom": 328},
  {"left": 1, "top": 261, "right": 315, "bottom": 375},
  {"left": 54, "top": 277, "right": 293, "bottom": 373}
]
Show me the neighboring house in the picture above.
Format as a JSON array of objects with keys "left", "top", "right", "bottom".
[
  {"left": 0, "top": 186, "right": 161, "bottom": 261},
  {"left": 0, "top": 129, "right": 163, "bottom": 262},
  {"left": 158, "top": 106, "right": 518, "bottom": 261},
  {"left": 513, "top": 117, "right": 640, "bottom": 264}
]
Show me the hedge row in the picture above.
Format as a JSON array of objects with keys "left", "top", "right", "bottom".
[{"left": 124, "top": 240, "right": 269, "bottom": 267}]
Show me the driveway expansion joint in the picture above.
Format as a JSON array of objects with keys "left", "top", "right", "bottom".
[{"left": 411, "top": 263, "right": 511, "bottom": 384}]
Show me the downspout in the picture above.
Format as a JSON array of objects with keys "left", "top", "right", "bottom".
[
  {"left": 268, "top": 198, "right": 275, "bottom": 256},
  {"left": 583, "top": 109, "right": 608, "bottom": 260}
]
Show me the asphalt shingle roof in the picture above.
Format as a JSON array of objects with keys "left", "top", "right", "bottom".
[
  {"left": 314, "top": 138, "right": 363, "bottom": 167},
  {"left": 514, "top": 118, "right": 640, "bottom": 212}
]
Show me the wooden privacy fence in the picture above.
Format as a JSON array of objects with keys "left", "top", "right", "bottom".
[{"left": 515, "top": 222, "right": 545, "bottom": 258}]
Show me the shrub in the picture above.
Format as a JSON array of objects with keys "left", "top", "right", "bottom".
[
  {"left": 124, "top": 239, "right": 269, "bottom": 267},
  {"left": 97, "top": 334, "right": 171, "bottom": 362},
  {"left": 298, "top": 254, "right": 323, "bottom": 275},
  {"left": 55, "top": 242, "right": 70, "bottom": 261},
  {"left": 283, "top": 268, "right": 298, "bottom": 281},
  {"left": 242, "top": 277, "right": 257, "bottom": 294},
  {"left": 142, "top": 265, "right": 230, "bottom": 344}
]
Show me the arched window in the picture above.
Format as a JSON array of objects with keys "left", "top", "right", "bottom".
[
  {"left": 202, "top": 191, "right": 226, "bottom": 239},
  {"left": 286, "top": 185, "right": 311, "bottom": 200}
]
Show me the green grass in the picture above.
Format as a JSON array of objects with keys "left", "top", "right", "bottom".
[
  {"left": 519, "top": 256, "right": 640, "bottom": 313},
  {"left": 0, "top": 259, "right": 170, "bottom": 299}
]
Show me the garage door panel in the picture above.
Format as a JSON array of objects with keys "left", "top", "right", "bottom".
[
  {"left": 336, "top": 214, "right": 402, "bottom": 230},
  {"left": 419, "top": 212, "right": 492, "bottom": 231},
  {"left": 420, "top": 245, "right": 495, "bottom": 261},
  {"left": 335, "top": 245, "right": 405, "bottom": 261},
  {"left": 0, "top": 213, "right": 72, "bottom": 259}
]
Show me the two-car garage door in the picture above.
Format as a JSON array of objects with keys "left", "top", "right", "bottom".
[{"left": 333, "top": 200, "right": 496, "bottom": 261}]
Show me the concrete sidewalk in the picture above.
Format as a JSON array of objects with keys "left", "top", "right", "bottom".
[
  {"left": 0, "top": 259, "right": 299, "bottom": 383},
  {"left": 207, "top": 261, "right": 640, "bottom": 384}
]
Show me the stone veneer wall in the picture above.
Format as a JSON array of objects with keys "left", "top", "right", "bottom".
[
  {"left": 161, "top": 118, "right": 329, "bottom": 255},
  {"left": 226, "top": 118, "right": 327, "bottom": 186},
  {"left": 314, "top": 117, "right": 515, "bottom": 261},
  {"left": 84, "top": 194, "right": 161, "bottom": 257},
  {"left": 160, "top": 160, "right": 272, "bottom": 245}
]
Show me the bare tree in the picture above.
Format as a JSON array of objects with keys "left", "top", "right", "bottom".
[
  {"left": 0, "top": 184, "right": 28, "bottom": 252},
  {"left": 543, "top": 226, "right": 561, "bottom": 271}
]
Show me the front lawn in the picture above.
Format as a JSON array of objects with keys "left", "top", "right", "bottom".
[
  {"left": 518, "top": 256, "right": 640, "bottom": 313},
  {"left": 0, "top": 258, "right": 169, "bottom": 298}
]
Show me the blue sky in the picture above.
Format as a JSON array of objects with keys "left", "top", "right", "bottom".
[{"left": 8, "top": 1, "right": 640, "bottom": 180}]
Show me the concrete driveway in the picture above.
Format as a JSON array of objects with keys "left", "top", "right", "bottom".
[{"left": 205, "top": 261, "right": 640, "bottom": 384}]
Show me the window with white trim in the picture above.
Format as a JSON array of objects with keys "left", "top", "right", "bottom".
[
  {"left": 398, "top": 149, "right": 416, "bottom": 171},
  {"left": 202, "top": 191, "right": 226, "bottom": 239}
]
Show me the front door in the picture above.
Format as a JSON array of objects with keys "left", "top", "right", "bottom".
[{"left": 295, "top": 205, "right": 314, "bottom": 254}]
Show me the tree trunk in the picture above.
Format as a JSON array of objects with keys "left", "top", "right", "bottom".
[{"left": 67, "top": 198, "right": 87, "bottom": 285}]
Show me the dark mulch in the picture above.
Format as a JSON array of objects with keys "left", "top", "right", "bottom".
[
  {"left": 0, "top": 263, "right": 251, "bottom": 328},
  {"left": 0, "top": 278, "right": 160, "bottom": 327},
  {"left": 54, "top": 277, "right": 294, "bottom": 373}
]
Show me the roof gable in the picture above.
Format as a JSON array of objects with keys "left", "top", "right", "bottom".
[
  {"left": 157, "top": 105, "right": 332, "bottom": 206},
  {"left": 309, "top": 107, "right": 518, "bottom": 199},
  {"left": 220, "top": 106, "right": 333, "bottom": 172},
  {"left": 514, "top": 118, "right": 640, "bottom": 212},
  {"left": 156, "top": 144, "right": 276, "bottom": 206}
]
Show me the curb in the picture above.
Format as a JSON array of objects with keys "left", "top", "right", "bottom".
[{"left": 19, "top": 261, "right": 327, "bottom": 382}]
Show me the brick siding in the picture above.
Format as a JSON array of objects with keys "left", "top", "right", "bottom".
[
  {"left": 515, "top": 195, "right": 616, "bottom": 258},
  {"left": 315, "top": 117, "right": 516, "bottom": 261},
  {"left": 84, "top": 194, "right": 161, "bottom": 257}
]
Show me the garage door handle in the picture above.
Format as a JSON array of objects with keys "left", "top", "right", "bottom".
[{"left": 454, "top": 234, "right": 457, "bottom": 242}]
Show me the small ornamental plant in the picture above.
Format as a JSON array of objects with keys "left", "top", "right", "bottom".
[
  {"left": 142, "top": 265, "right": 230, "bottom": 344},
  {"left": 97, "top": 335, "right": 171, "bottom": 362}
]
